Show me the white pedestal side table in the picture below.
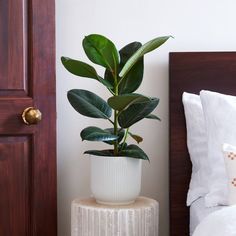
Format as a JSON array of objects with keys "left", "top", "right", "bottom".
[{"left": 71, "top": 196, "right": 159, "bottom": 236}]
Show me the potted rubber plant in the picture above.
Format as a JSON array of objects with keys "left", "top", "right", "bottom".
[{"left": 61, "top": 34, "right": 171, "bottom": 205}]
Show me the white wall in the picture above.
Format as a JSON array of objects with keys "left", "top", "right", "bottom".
[{"left": 56, "top": 0, "right": 236, "bottom": 235}]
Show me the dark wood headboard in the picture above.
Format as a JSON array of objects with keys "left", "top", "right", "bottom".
[{"left": 169, "top": 52, "right": 236, "bottom": 236}]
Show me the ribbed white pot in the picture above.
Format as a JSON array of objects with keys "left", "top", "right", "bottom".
[{"left": 90, "top": 156, "right": 142, "bottom": 205}]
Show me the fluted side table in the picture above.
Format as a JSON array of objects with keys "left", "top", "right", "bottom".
[{"left": 71, "top": 196, "right": 159, "bottom": 236}]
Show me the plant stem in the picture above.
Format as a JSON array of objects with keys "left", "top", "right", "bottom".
[
  {"left": 121, "top": 128, "right": 129, "bottom": 151},
  {"left": 113, "top": 70, "right": 119, "bottom": 156},
  {"left": 114, "top": 110, "right": 118, "bottom": 155}
]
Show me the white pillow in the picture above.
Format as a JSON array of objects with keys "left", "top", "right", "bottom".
[
  {"left": 223, "top": 143, "right": 236, "bottom": 205},
  {"left": 182, "top": 92, "right": 209, "bottom": 206},
  {"left": 200, "top": 90, "right": 236, "bottom": 207}
]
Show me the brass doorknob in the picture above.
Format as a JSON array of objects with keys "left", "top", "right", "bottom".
[{"left": 22, "top": 107, "right": 42, "bottom": 125}]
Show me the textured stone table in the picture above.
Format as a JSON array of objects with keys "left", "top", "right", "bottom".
[{"left": 71, "top": 196, "right": 159, "bottom": 236}]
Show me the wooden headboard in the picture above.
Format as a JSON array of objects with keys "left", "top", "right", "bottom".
[{"left": 169, "top": 52, "right": 236, "bottom": 236}]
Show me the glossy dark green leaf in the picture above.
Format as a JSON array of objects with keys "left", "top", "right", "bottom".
[
  {"left": 146, "top": 114, "right": 161, "bottom": 121},
  {"left": 103, "top": 128, "right": 125, "bottom": 145},
  {"left": 104, "top": 42, "right": 143, "bottom": 94},
  {"left": 67, "top": 89, "right": 112, "bottom": 119},
  {"left": 103, "top": 70, "right": 115, "bottom": 90},
  {"left": 118, "top": 97, "right": 159, "bottom": 128},
  {"left": 83, "top": 34, "right": 119, "bottom": 72},
  {"left": 118, "top": 42, "right": 144, "bottom": 94},
  {"left": 119, "top": 144, "right": 149, "bottom": 160},
  {"left": 84, "top": 149, "right": 114, "bottom": 156},
  {"left": 61, "top": 56, "right": 99, "bottom": 79},
  {"left": 119, "top": 36, "right": 172, "bottom": 78},
  {"left": 80, "top": 126, "right": 118, "bottom": 142},
  {"left": 61, "top": 57, "right": 113, "bottom": 88},
  {"left": 107, "top": 94, "right": 149, "bottom": 111},
  {"left": 128, "top": 132, "right": 143, "bottom": 144}
]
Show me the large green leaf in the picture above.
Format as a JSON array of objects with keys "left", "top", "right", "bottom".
[
  {"left": 107, "top": 94, "right": 149, "bottom": 111},
  {"left": 104, "top": 42, "right": 143, "bottom": 94},
  {"left": 119, "top": 36, "right": 172, "bottom": 79},
  {"left": 104, "top": 128, "right": 125, "bottom": 145},
  {"left": 119, "top": 144, "right": 149, "bottom": 160},
  {"left": 67, "top": 89, "right": 112, "bottom": 119},
  {"left": 61, "top": 57, "right": 113, "bottom": 88},
  {"left": 61, "top": 56, "right": 99, "bottom": 79},
  {"left": 83, "top": 34, "right": 119, "bottom": 72},
  {"left": 84, "top": 145, "right": 149, "bottom": 160},
  {"left": 118, "top": 42, "right": 144, "bottom": 94},
  {"left": 80, "top": 126, "right": 118, "bottom": 142},
  {"left": 118, "top": 97, "right": 159, "bottom": 128},
  {"left": 103, "top": 69, "right": 115, "bottom": 90},
  {"left": 84, "top": 149, "right": 114, "bottom": 156},
  {"left": 146, "top": 114, "right": 161, "bottom": 121}
]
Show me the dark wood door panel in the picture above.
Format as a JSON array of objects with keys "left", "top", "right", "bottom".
[
  {"left": 0, "top": 0, "right": 56, "bottom": 235},
  {"left": 0, "top": 136, "right": 31, "bottom": 236},
  {"left": 0, "top": 98, "right": 34, "bottom": 133},
  {"left": 0, "top": 0, "right": 28, "bottom": 96}
]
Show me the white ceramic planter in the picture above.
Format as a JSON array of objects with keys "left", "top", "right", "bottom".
[{"left": 90, "top": 156, "right": 142, "bottom": 205}]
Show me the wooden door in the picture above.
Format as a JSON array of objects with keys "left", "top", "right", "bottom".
[{"left": 0, "top": 0, "right": 56, "bottom": 235}]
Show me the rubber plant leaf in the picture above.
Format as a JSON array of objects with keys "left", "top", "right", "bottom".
[
  {"left": 104, "top": 42, "right": 143, "bottom": 94},
  {"left": 61, "top": 57, "right": 113, "bottom": 88},
  {"left": 145, "top": 114, "right": 161, "bottom": 121},
  {"left": 119, "top": 144, "right": 149, "bottom": 161},
  {"left": 80, "top": 126, "right": 118, "bottom": 142},
  {"left": 83, "top": 34, "right": 119, "bottom": 72},
  {"left": 107, "top": 94, "right": 149, "bottom": 111},
  {"left": 104, "top": 128, "right": 125, "bottom": 145},
  {"left": 118, "top": 42, "right": 144, "bottom": 94},
  {"left": 67, "top": 89, "right": 112, "bottom": 119},
  {"left": 119, "top": 36, "right": 172, "bottom": 79},
  {"left": 128, "top": 132, "right": 143, "bottom": 144},
  {"left": 84, "top": 149, "right": 114, "bottom": 156},
  {"left": 118, "top": 98, "right": 159, "bottom": 128}
]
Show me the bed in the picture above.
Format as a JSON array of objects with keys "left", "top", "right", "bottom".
[{"left": 169, "top": 52, "right": 236, "bottom": 236}]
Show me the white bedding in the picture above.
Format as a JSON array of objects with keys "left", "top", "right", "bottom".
[
  {"left": 193, "top": 205, "right": 236, "bottom": 236},
  {"left": 190, "top": 198, "right": 223, "bottom": 235}
]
